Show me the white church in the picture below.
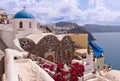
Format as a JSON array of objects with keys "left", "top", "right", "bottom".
[{"left": 0, "top": 8, "right": 43, "bottom": 50}]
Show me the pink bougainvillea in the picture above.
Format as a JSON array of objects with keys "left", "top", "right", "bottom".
[
  {"left": 41, "top": 62, "right": 84, "bottom": 81},
  {"left": 70, "top": 62, "right": 85, "bottom": 81}
]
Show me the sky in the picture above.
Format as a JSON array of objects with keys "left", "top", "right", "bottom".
[{"left": 0, "top": 0, "right": 120, "bottom": 25}]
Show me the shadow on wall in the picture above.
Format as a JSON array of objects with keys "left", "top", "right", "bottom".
[{"left": 0, "top": 39, "right": 7, "bottom": 51}]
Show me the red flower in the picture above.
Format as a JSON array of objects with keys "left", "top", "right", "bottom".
[
  {"left": 55, "top": 62, "right": 64, "bottom": 73},
  {"left": 70, "top": 62, "right": 85, "bottom": 81},
  {"left": 61, "top": 69, "right": 68, "bottom": 76},
  {"left": 42, "top": 64, "right": 55, "bottom": 71},
  {"left": 53, "top": 73, "right": 66, "bottom": 81},
  {"left": 43, "top": 64, "right": 50, "bottom": 68},
  {"left": 41, "top": 62, "right": 84, "bottom": 81},
  {"left": 49, "top": 65, "right": 55, "bottom": 71}
]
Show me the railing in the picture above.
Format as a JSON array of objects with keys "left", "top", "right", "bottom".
[{"left": 4, "top": 49, "right": 23, "bottom": 81}]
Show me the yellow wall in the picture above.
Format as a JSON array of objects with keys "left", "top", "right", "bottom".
[{"left": 68, "top": 34, "right": 88, "bottom": 49}]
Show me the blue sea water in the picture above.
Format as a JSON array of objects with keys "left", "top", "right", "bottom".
[{"left": 92, "top": 33, "right": 120, "bottom": 70}]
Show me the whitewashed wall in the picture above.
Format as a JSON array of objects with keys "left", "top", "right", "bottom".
[
  {"left": 0, "top": 29, "right": 14, "bottom": 48},
  {"left": 13, "top": 19, "right": 37, "bottom": 31},
  {"left": 15, "top": 30, "right": 42, "bottom": 38},
  {"left": 93, "top": 55, "right": 105, "bottom": 71},
  {"left": 84, "top": 54, "right": 94, "bottom": 74},
  {"left": 4, "top": 49, "right": 23, "bottom": 81}
]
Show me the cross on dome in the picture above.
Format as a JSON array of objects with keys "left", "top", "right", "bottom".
[
  {"left": 23, "top": 6, "right": 26, "bottom": 10},
  {"left": 14, "top": 7, "right": 35, "bottom": 19}
]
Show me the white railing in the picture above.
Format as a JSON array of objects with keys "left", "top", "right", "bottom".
[{"left": 4, "top": 49, "right": 19, "bottom": 81}]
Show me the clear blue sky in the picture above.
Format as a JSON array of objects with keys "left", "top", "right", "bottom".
[{"left": 0, "top": 0, "right": 120, "bottom": 25}]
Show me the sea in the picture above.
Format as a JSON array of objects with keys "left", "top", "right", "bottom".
[{"left": 92, "top": 32, "right": 120, "bottom": 70}]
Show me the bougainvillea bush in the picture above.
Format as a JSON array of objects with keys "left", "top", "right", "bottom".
[{"left": 41, "top": 62, "right": 84, "bottom": 81}]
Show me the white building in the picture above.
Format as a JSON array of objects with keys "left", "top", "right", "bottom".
[{"left": 0, "top": 8, "right": 43, "bottom": 49}]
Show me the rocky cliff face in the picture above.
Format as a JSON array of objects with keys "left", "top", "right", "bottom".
[{"left": 55, "top": 22, "right": 95, "bottom": 40}]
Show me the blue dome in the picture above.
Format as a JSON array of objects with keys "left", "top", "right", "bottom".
[{"left": 14, "top": 10, "right": 35, "bottom": 19}]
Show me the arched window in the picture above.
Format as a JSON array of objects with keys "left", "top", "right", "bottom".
[
  {"left": 22, "top": 40, "right": 28, "bottom": 48},
  {"left": 19, "top": 22, "right": 23, "bottom": 28},
  {"left": 29, "top": 22, "right": 32, "bottom": 28}
]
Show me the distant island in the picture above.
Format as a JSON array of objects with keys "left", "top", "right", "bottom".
[{"left": 83, "top": 24, "right": 120, "bottom": 33}]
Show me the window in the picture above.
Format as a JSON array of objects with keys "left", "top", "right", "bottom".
[
  {"left": 29, "top": 22, "right": 32, "bottom": 28},
  {"left": 47, "top": 37, "right": 51, "bottom": 43},
  {"left": 19, "top": 22, "right": 23, "bottom": 28},
  {"left": 22, "top": 40, "right": 28, "bottom": 48}
]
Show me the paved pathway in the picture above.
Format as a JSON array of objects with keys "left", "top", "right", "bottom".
[{"left": 15, "top": 59, "right": 45, "bottom": 81}]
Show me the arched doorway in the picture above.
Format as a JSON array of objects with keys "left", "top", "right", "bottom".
[
  {"left": 46, "top": 55, "right": 53, "bottom": 62},
  {"left": 45, "top": 51, "right": 55, "bottom": 62}
]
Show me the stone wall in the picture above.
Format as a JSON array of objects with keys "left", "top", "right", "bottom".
[
  {"left": 61, "top": 36, "right": 74, "bottom": 64},
  {"left": 19, "top": 35, "right": 75, "bottom": 64}
]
